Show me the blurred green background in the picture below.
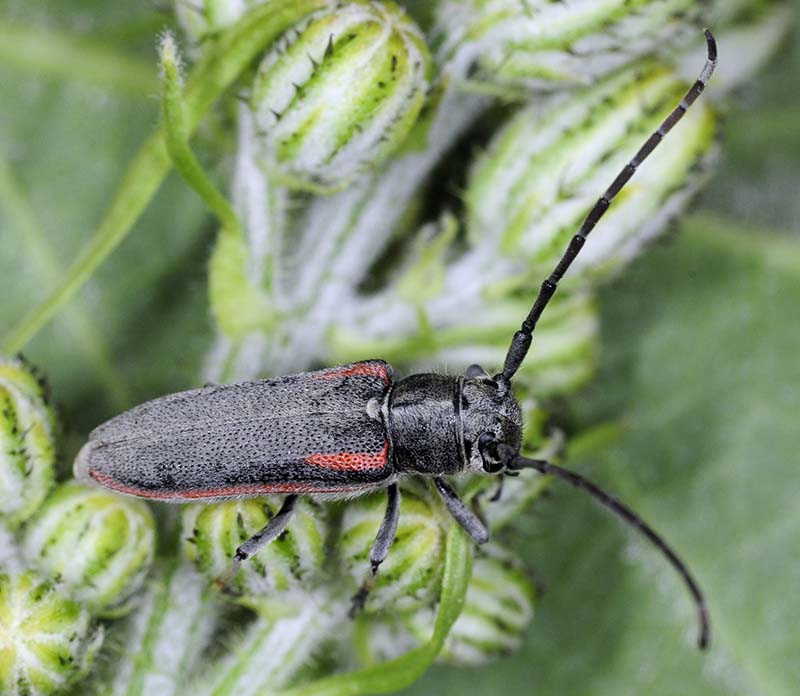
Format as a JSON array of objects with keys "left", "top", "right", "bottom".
[{"left": 1, "top": 2, "right": 798, "bottom": 695}]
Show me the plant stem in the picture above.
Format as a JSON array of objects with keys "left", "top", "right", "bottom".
[{"left": 1, "top": 0, "right": 329, "bottom": 355}]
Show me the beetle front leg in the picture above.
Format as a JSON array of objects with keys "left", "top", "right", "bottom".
[
  {"left": 434, "top": 478, "right": 489, "bottom": 545},
  {"left": 215, "top": 494, "right": 299, "bottom": 591},
  {"left": 349, "top": 483, "right": 400, "bottom": 617}
]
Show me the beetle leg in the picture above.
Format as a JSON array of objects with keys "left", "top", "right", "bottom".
[
  {"left": 215, "top": 494, "right": 298, "bottom": 591},
  {"left": 349, "top": 483, "right": 400, "bottom": 617},
  {"left": 434, "top": 478, "right": 489, "bottom": 545}
]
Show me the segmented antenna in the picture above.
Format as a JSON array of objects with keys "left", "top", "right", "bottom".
[
  {"left": 500, "top": 30, "right": 718, "bottom": 382},
  {"left": 501, "top": 448, "right": 710, "bottom": 650}
]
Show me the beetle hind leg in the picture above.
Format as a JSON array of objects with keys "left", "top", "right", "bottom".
[
  {"left": 215, "top": 494, "right": 299, "bottom": 591},
  {"left": 349, "top": 483, "right": 400, "bottom": 618}
]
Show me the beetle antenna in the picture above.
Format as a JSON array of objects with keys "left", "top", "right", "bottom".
[
  {"left": 502, "top": 447, "right": 710, "bottom": 650},
  {"left": 499, "top": 29, "right": 718, "bottom": 382}
]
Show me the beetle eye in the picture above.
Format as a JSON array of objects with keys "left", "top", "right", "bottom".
[{"left": 478, "top": 433, "right": 503, "bottom": 473}]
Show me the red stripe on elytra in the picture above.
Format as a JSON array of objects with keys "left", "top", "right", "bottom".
[
  {"left": 304, "top": 440, "right": 389, "bottom": 471},
  {"left": 89, "top": 470, "right": 374, "bottom": 500},
  {"left": 316, "top": 363, "right": 390, "bottom": 384}
]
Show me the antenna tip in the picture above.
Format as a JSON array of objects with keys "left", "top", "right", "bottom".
[
  {"left": 697, "top": 601, "right": 712, "bottom": 651},
  {"left": 703, "top": 28, "right": 718, "bottom": 62}
]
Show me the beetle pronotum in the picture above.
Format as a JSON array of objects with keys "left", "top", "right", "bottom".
[{"left": 75, "top": 30, "right": 718, "bottom": 651}]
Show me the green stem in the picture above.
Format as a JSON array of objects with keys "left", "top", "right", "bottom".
[
  {"left": 1, "top": 0, "right": 329, "bottom": 355},
  {"left": 0, "top": 19, "right": 158, "bottom": 95},
  {"left": 279, "top": 524, "right": 473, "bottom": 696},
  {"left": 159, "top": 35, "right": 242, "bottom": 241}
]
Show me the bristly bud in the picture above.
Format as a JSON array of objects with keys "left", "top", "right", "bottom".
[
  {"left": 182, "top": 497, "right": 327, "bottom": 612},
  {"left": 250, "top": 0, "right": 432, "bottom": 192},
  {"left": 466, "top": 63, "right": 717, "bottom": 282},
  {"left": 0, "top": 355, "right": 57, "bottom": 529},
  {"left": 339, "top": 486, "right": 446, "bottom": 614},
  {"left": 21, "top": 481, "right": 156, "bottom": 616},
  {"left": 434, "top": 0, "right": 702, "bottom": 94},
  {"left": 0, "top": 571, "right": 103, "bottom": 696}
]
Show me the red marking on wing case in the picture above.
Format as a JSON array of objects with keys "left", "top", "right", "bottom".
[
  {"left": 89, "top": 470, "right": 373, "bottom": 500},
  {"left": 305, "top": 440, "right": 389, "bottom": 471},
  {"left": 317, "top": 362, "right": 390, "bottom": 384}
]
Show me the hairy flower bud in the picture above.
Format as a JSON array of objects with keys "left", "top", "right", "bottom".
[
  {"left": 466, "top": 63, "right": 717, "bottom": 282},
  {"left": 435, "top": 0, "right": 701, "bottom": 93},
  {"left": 22, "top": 482, "right": 156, "bottom": 616},
  {"left": 251, "top": 0, "right": 432, "bottom": 192},
  {"left": 183, "top": 497, "right": 327, "bottom": 610},
  {"left": 0, "top": 356, "right": 57, "bottom": 528},
  {"left": 339, "top": 486, "right": 446, "bottom": 613},
  {"left": 0, "top": 571, "right": 103, "bottom": 695}
]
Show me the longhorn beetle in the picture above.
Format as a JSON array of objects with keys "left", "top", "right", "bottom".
[{"left": 75, "top": 30, "right": 717, "bottom": 651}]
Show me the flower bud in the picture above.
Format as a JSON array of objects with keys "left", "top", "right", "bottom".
[
  {"left": 22, "top": 481, "right": 156, "bottom": 616},
  {"left": 0, "top": 355, "right": 57, "bottom": 528},
  {"left": 435, "top": 0, "right": 701, "bottom": 93},
  {"left": 466, "top": 63, "right": 717, "bottom": 282},
  {"left": 251, "top": 1, "right": 432, "bottom": 192},
  {"left": 182, "top": 496, "right": 327, "bottom": 609},
  {"left": 0, "top": 571, "right": 103, "bottom": 695},
  {"left": 339, "top": 486, "right": 446, "bottom": 614}
]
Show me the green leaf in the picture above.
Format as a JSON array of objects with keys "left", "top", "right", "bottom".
[{"left": 402, "top": 217, "right": 800, "bottom": 695}]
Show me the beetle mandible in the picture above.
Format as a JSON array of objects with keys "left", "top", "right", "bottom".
[{"left": 75, "top": 31, "right": 718, "bottom": 651}]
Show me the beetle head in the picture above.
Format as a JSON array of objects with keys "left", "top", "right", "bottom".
[{"left": 461, "top": 365, "right": 522, "bottom": 474}]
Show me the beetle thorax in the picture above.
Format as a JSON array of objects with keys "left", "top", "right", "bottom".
[{"left": 387, "top": 373, "right": 522, "bottom": 476}]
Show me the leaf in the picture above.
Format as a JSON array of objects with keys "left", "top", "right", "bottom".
[{"left": 402, "top": 217, "right": 800, "bottom": 695}]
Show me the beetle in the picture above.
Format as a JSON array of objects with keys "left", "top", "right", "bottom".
[{"left": 75, "top": 31, "right": 717, "bottom": 651}]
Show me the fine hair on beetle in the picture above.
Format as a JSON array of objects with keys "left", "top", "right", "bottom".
[{"left": 75, "top": 30, "right": 718, "bottom": 652}]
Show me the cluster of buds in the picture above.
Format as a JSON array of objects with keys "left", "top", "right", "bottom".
[
  {"left": 0, "top": 357, "right": 157, "bottom": 694},
  {"left": 4, "top": 0, "right": 789, "bottom": 693}
]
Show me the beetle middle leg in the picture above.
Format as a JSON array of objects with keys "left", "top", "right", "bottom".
[
  {"left": 215, "top": 494, "right": 298, "bottom": 590},
  {"left": 349, "top": 482, "right": 400, "bottom": 617}
]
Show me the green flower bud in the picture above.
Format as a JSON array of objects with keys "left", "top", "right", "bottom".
[
  {"left": 0, "top": 356, "right": 57, "bottom": 528},
  {"left": 22, "top": 482, "right": 156, "bottom": 616},
  {"left": 251, "top": 0, "right": 432, "bottom": 192},
  {"left": 339, "top": 486, "right": 446, "bottom": 614},
  {"left": 466, "top": 63, "right": 717, "bottom": 282},
  {"left": 436, "top": 0, "right": 701, "bottom": 94},
  {"left": 0, "top": 571, "right": 103, "bottom": 695},
  {"left": 182, "top": 497, "right": 327, "bottom": 611}
]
